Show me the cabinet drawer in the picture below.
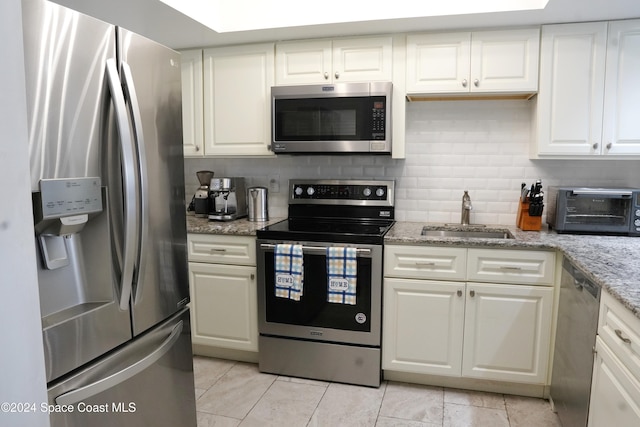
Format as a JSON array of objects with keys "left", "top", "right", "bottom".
[
  {"left": 467, "top": 249, "right": 555, "bottom": 285},
  {"left": 187, "top": 234, "right": 256, "bottom": 265},
  {"left": 599, "top": 291, "right": 640, "bottom": 381},
  {"left": 384, "top": 245, "right": 467, "bottom": 281}
]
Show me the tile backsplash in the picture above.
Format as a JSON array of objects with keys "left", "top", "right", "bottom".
[{"left": 185, "top": 99, "right": 640, "bottom": 225}]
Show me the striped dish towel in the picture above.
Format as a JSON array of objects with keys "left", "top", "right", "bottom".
[
  {"left": 274, "top": 244, "right": 304, "bottom": 301},
  {"left": 326, "top": 246, "right": 357, "bottom": 305}
]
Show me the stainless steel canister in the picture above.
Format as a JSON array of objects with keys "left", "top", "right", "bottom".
[{"left": 247, "top": 186, "right": 268, "bottom": 221}]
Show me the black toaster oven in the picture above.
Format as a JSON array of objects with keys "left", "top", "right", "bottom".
[{"left": 547, "top": 187, "right": 640, "bottom": 236}]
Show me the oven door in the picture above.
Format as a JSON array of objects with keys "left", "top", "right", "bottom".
[
  {"left": 257, "top": 239, "right": 382, "bottom": 347},
  {"left": 559, "top": 189, "right": 633, "bottom": 234}
]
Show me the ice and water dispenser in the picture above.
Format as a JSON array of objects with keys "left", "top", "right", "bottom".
[{"left": 33, "top": 177, "right": 131, "bottom": 382}]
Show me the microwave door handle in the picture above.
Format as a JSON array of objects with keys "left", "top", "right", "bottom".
[{"left": 571, "top": 189, "right": 633, "bottom": 197}]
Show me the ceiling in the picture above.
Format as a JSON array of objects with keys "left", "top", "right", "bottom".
[{"left": 51, "top": 0, "right": 640, "bottom": 50}]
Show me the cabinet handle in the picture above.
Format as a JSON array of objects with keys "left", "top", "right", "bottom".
[
  {"left": 195, "top": 145, "right": 200, "bottom": 152},
  {"left": 606, "top": 142, "right": 612, "bottom": 150},
  {"left": 615, "top": 329, "right": 632, "bottom": 344},
  {"left": 457, "top": 289, "right": 462, "bottom": 297},
  {"left": 592, "top": 143, "right": 599, "bottom": 150},
  {"left": 324, "top": 72, "right": 329, "bottom": 80},
  {"left": 469, "top": 289, "right": 475, "bottom": 297},
  {"left": 335, "top": 71, "right": 340, "bottom": 79},
  {"left": 250, "top": 273, "right": 255, "bottom": 281},
  {"left": 473, "top": 79, "right": 479, "bottom": 87},
  {"left": 415, "top": 262, "right": 436, "bottom": 267},
  {"left": 210, "top": 248, "right": 227, "bottom": 253},
  {"left": 499, "top": 266, "right": 523, "bottom": 271},
  {"left": 462, "top": 79, "right": 468, "bottom": 88}
]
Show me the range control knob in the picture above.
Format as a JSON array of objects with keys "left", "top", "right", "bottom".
[
  {"left": 294, "top": 186, "right": 303, "bottom": 196},
  {"left": 363, "top": 188, "right": 372, "bottom": 197},
  {"left": 636, "top": 209, "right": 640, "bottom": 217},
  {"left": 635, "top": 219, "right": 640, "bottom": 227},
  {"left": 376, "top": 187, "right": 386, "bottom": 197},
  {"left": 307, "top": 187, "right": 315, "bottom": 196}
]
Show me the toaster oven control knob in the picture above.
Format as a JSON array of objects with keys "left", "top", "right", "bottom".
[
  {"left": 363, "top": 187, "right": 372, "bottom": 197},
  {"left": 307, "top": 187, "right": 315, "bottom": 196},
  {"left": 376, "top": 187, "right": 385, "bottom": 197},
  {"left": 294, "top": 186, "right": 303, "bottom": 196}
]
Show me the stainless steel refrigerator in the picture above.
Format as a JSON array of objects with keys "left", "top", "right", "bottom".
[{"left": 22, "top": 0, "right": 196, "bottom": 425}]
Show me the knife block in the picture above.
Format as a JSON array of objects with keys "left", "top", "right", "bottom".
[{"left": 517, "top": 200, "right": 542, "bottom": 231}]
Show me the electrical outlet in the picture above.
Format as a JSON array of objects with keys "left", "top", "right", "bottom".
[{"left": 269, "top": 174, "right": 280, "bottom": 193}]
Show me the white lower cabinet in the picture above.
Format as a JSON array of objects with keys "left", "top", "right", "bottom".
[
  {"left": 589, "top": 337, "right": 640, "bottom": 427},
  {"left": 187, "top": 234, "right": 258, "bottom": 352},
  {"left": 589, "top": 290, "right": 640, "bottom": 426},
  {"left": 462, "top": 282, "right": 553, "bottom": 383},
  {"left": 383, "top": 278, "right": 465, "bottom": 376},
  {"left": 383, "top": 245, "right": 555, "bottom": 385}
]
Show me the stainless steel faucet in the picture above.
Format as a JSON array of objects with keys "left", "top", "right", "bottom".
[{"left": 461, "top": 191, "right": 472, "bottom": 225}]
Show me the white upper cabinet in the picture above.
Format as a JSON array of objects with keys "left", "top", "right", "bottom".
[
  {"left": 603, "top": 20, "right": 640, "bottom": 155},
  {"left": 203, "top": 44, "right": 275, "bottom": 156},
  {"left": 535, "top": 22, "right": 608, "bottom": 156},
  {"left": 180, "top": 49, "right": 204, "bottom": 157},
  {"left": 406, "top": 28, "right": 540, "bottom": 95},
  {"left": 275, "top": 36, "right": 393, "bottom": 85},
  {"left": 535, "top": 19, "right": 640, "bottom": 157}
]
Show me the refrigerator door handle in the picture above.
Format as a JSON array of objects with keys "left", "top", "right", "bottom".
[
  {"left": 54, "top": 320, "right": 183, "bottom": 406},
  {"left": 105, "top": 58, "right": 138, "bottom": 310},
  {"left": 120, "top": 61, "right": 149, "bottom": 304}
]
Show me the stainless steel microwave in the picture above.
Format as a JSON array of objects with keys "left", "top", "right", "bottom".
[
  {"left": 547, "top": 187, "right": 640, "bottom": 236},
  {"left": 271, "top": 82, "right": 392, "bottom": 154}
]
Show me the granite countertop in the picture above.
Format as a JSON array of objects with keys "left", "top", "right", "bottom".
[
  {"left": 186, "top": 213, "right": 285, "bottom": 236},
  {"left": 185, "top": 215, "right": 640, "bottom": 319},
  {"left": 386, "top": 222, "right": 640, "bottom": 319}
]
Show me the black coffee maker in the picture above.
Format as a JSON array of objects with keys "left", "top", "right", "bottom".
[{"left": 193, "top": 170, "right": 214, "bottom": 217}]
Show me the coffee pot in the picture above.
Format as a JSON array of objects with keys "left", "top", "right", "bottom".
[{"left": 193, "top": 170, "right": 214, "bottom": 217}]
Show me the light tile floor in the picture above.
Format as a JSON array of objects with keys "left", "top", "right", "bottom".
[{"left": 193, "top": 356, "right": 563, "bottom": 427}]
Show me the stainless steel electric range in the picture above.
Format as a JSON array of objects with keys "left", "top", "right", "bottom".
[{"left": 256, "top": 179, "right": 395, "bottom": 387}]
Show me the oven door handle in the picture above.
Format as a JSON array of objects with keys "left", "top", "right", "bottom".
[
  {"left": 259, "top": 243, "right": 371, "bottom": 256},
  {"left": 571, "top": 189, "right": 633, "bottom": 197}
]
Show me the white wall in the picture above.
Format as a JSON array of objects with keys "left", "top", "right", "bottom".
[
  {"left": 0, "top": 0, "right": 50, "bottom": 426},
  {"left": 185, "top": 99, "right": 640, "bottom": 225}
]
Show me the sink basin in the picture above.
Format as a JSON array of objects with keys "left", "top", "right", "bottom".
[{"left": 421, "top": 228, "right": 514, "bottom": 239}]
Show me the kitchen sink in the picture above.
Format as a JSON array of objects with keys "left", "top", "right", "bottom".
[{"left": 420, "top": 227, "right": 514, "bottom": 239}]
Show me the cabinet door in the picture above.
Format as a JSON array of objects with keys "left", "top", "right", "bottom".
[
  {"left": 180, "top": 49, "right": 204, "bottom": 157},
  {"left": 383, "top": 278, "right": 465, "bottom": 376},
  {"left": 470, "top": 28, "right": 540, "bottom": 93},
  {"left": 203, "top": 44, "right": 274, "bottom": 156},
  {"left": 189, "top": 262, "right": 258, "bottom": 351},
  {"left": 536, "top": 22, "right": 608, "bottom": 156},
  {"left": 467, "top": 249, "right": 556, "bottom": 286},
  {"left": 332, "top": 37, "right": 393, "bottom": 83},
  {"left": 462, "top": 283, "right": 553, "bottom": 384},
  {"left": 406, "top": 32, "right": 471, "bottom": 93},
  {"left": 589, "top": 337, "right": 640, "bottom": 427},
  {"left": 275, "top": 40, "right": 332, "bottom": 85},
  {"left": 603, "top": 19, "right": 640, "bottom": 155},
  {"left": 384, "top": 245, "right": 467, "bottom": 281}
]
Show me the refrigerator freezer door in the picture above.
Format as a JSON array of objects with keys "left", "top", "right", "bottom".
[
  {"left": 117, "top": 28, "right": 190, "bottom": 336},
  {"left": 47, "top": 308, "right": 196, "bottom": 427}
]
